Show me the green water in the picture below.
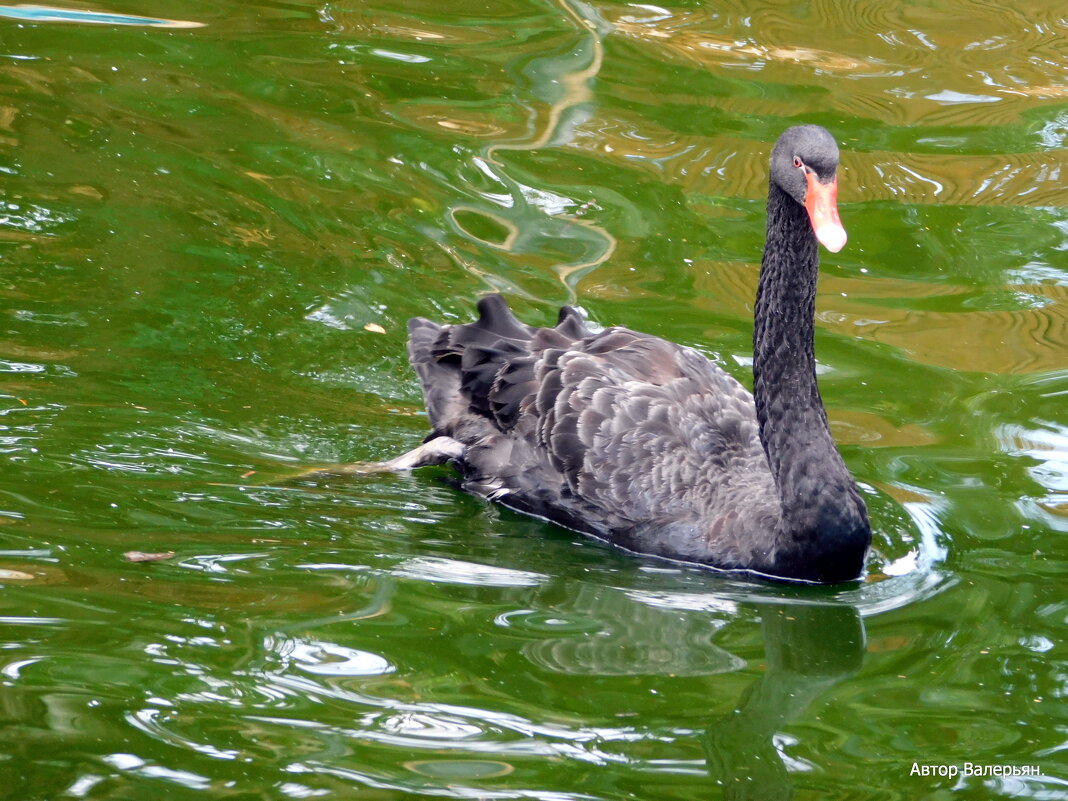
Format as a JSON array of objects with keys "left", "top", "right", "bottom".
[{"left": 1, "top": 0, "right": 1066, "bottom": 798}]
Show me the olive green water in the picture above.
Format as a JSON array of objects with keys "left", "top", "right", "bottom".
[{"left": 1, "top": 0, "right": 1066, "bottom": 798}]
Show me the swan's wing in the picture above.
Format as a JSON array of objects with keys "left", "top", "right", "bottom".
[
  {"left": 528, "top": 333, "right": 782, "bottom": 560},
  {"left": 408, "top": 296, "right": 780, "bottom": 564}
]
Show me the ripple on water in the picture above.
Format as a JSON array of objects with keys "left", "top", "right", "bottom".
[
  {"left": 1000, "top": 422, "right": 1068, "bottom": 518},
  {"left": 404, "top": 759, "right": 514, "bottom": 779},
  {"left": 391, "top": 555, "right": 546, "bottom": 587},
  {"left": 285, "top": 640, "right": 394, "bottom": 678},
  {"left": 604, "top": 0, "right": 1068, "bottom": 133},
  {"left": 0, "top": 5, "right": 203, "bottom": 27}
]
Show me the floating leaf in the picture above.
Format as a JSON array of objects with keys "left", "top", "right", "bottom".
[
  {"left": 124, "top": 551, "right": 175, "bottom": 563},
  {"left": 0, "top": 568, "right": 34, "bottom": 581},
  {"left": 363, "top": 323, "right": 386, "bottom": 334}
]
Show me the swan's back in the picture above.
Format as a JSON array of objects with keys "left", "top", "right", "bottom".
[{"left": 408, "top": 294, "right": 783, "bottom": 568}]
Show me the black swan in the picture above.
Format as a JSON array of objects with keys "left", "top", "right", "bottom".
[{"left": 382, "top": 125, "right": 871, "bottom": 583}]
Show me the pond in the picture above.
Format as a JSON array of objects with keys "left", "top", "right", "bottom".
[{"left": 0, "top": 0, "right": 1065, "bottom": 798}]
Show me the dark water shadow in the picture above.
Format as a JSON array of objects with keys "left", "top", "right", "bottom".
[{"left": 703, "top": 602, "right": 865, "bottom": 799}]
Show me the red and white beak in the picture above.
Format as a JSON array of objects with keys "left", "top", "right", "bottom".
[{"left": 804, "top": 171, "right": 847, "bottom": 253}]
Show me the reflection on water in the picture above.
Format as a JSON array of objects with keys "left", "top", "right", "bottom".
[
  {"left": 0, "top": 4, "right": 203, "bottom": 27},
  {"left": 518, "top": 583, "right": 744, "bottom": 676},
  {"left": 999, "top": 421, "right": 1068, "bottom": 532},
  {"left": 30, "top": 565, "right": 868, "bottom": 796},
  {"left": 704, "top": 603, "right": 865, "bottom": 799}
]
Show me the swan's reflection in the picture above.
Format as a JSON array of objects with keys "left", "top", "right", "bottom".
[
  {"left": 519, "top": 582, "right": 745, "bottom": 676},
  {"left": 515, "top": 582, "right": 864, "bottom": 796},
  {"left": 703, "top": 602, "right": 865, "bottom": 799}
]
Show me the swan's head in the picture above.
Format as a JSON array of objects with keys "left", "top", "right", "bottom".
[{"left": 771, "top": 125, "right": 847, "bottom": 253}]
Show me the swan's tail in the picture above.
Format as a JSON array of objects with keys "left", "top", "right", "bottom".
[{"left": 407, "top": 294, "right": 591, "bottom": 437}]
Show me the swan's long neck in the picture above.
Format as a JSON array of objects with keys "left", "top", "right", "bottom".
[{"left": 753, "top": 183, "right": 869, "bottom": 575}]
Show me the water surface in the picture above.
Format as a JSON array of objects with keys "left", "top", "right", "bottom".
[{"left": 1, "top": 0, "right": 1066, "bottom": 798}]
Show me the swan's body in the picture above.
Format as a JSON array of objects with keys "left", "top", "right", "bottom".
[{"left": 391, "top": 125, "right": 871, "bottom": 583}]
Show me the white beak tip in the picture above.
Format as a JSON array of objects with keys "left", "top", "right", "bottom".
[{"left": 815, "top": 224, "right": 847, "bottom": 253}]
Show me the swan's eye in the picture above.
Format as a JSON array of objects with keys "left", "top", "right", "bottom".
[{"left": 792, "top": 156, "right": 803, "bottom": 169}]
